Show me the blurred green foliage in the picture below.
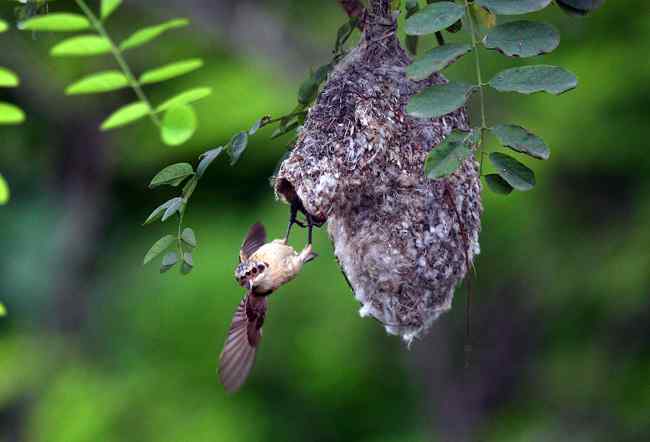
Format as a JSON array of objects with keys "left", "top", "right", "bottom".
[{"left": 1, "top": 1, "right": 649, "bottom": 441}]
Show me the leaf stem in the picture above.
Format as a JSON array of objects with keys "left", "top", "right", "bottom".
[
  {"left": 177, "top": 205, "right": 185, "bottom": 262},
  {"left": 264, "top": 110, "right": 307, "bottom": 126},
  {"left": 464, "top": 0, "right": 488, "bottom": 174},
  {"left": 74, "top": 0, "right": 161, "bottom": 127}
]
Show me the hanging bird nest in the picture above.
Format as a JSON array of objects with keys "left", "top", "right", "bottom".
[{"left": 274, "top": 0, "right": 482, "bottom": 344}]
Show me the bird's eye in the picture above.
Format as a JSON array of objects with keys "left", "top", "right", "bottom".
[{"left": 257, "top": 264, "right": 265, "bottom": 272}]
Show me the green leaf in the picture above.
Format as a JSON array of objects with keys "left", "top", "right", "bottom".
[
  {"left": 119, "top": 18, "right": 189, "bottom": 51},
  {"left": 406, "top": 82, "right": 475, "bottom": 119},
  {"left": 406, "top": 43, "right": 472, "bottom": 81},
  {"left": 101, "top": 102, "right": 150, "bottom": 130},
  {"left": 143, "top": 199, "right": 176, "bottom": 225},
  {"left": 475, "top": 0, "right": 552, "bottom": 15},
  {"left": 161, "top": 197, "right": 183, "bottom": 222},
  {"left": 228, "top": 131, "right": 249, "bottom": 166},
  {"left": 491, "top": 124, "right": 550, "bottom": 160},
  {"left": 65, "top": 70, "right": 128, "bottom": 95},
  {"left": 472, "top": 3, "right": 497, "bottom": 28},
  {"left": 149, "top": 163, "right": 194, "bottom": 188},
  {"left": 50, "top": 35, "right": 112, "bottom": 57},
  {"left": 489, "top": 65, "right": 577, "bottom": 95},
  {"left": 19, "top": 13, "right": 91, "bottom": 32},
  {"left": 0, "top": 302, "right": 6, "bottom": 317},
  {"left": 160, "top": 105, "right": 197, "bottom": 146},
  {"left": 181, "top": 252, "right": 194, "bottom": 275},
  {"left": 0, "top": 67, "right": 19, "bottom": 87},
  {"left": 424, "top": 131, "right": 474, "bottom": 180},
  {"left": 556, "top": 0, "right": 605, "bottom": 16},
  {"left": 197, "top": 147, "right": 224, "bottom": 178},
  {"left": 405, "top": 2, "right": 465, "bottom": 36},
  {"left": 143, "top": 235, "right": 175, "bottom": 265},
  {"left": 160, "top": 252, "right": 178, "bottom": 273},
  {"left": 156, "top": 87, "right": 212, "bottom": 113},
  {"left": 489, "top": 152, "right": 536, "bottom": 191},
  {"left": 298, "top": 74, "right": 318, "bottom": 107},
  {"left": 0, "top": 173, "right": 9, "bottom": 205},
  {"left": 483, "top": 21, "right": 559, "bottom": 58},
  {"left": 485, "top": 174, "right": 514, "bottom": 195},
  {"left": 0, "top": 102, "right": 25, "bottom": 125},
  {"left": 139, "top": 59, "right": 203, "bottom": 85},
  {"left": 249, "top": 117, "right": 269, "bottom": 136},
  {"left": 271, "top": 120, "right": 300, "bottom": 140},
  {"left": 101, "top": 0, "right": 123, "bottom": 20},
  {"left": 0, "top": 19, "right": 8, "bottom": 34},
  {"left": 297, "top": 64, "right": 332, "bottom": 106},
  {"left": 181, "top": 228, "right": 197, "bottom": 248}
]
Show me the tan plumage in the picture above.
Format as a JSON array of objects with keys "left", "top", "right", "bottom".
[{"left": 218, "top": 222, "right": 316, "bottom": 393}]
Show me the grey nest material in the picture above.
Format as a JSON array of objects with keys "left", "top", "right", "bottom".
[{"left": 274, "top": 5, "right": 482, "bottom": 344}]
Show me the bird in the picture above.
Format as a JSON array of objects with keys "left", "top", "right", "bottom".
[{"left": 218, "top": 222, "right": 317, "bottom": 393}]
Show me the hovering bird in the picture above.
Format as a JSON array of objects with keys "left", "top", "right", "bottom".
[{"left": 218, "top": 222, "right": 316, "bottom": 393}]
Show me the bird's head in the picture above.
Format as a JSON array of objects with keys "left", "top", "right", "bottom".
[{"left": 234, "top": 260, "right": 269, "bottom": 291}]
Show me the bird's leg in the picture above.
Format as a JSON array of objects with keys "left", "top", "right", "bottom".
[
  {"left": 306, "top": 212, "right": 314, "bottom": 246},
  {"left": 284, "top": 201, "right": 306, "bottom": 243}
]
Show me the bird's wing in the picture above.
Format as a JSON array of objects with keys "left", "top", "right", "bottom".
[
  {"left": 239, "top": 222, "right": 267, "bottom": 262},
  {"left": 218, "top": 294, "right": 267, "bottom": 393}
]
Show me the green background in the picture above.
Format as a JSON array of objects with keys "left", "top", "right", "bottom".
[{"left": 1, "top": 1, "right": 648, "bottom": 441}]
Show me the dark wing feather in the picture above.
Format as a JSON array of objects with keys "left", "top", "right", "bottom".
[
  {"left": 239, "top": 222, "right": 267, "bottom": 262},
  {"left": 218, "top": 295, "right": 266, "bottom": 393}
]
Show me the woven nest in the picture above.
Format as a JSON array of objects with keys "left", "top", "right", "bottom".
[{"left": 274, "top": 4, "right": 482, "bottom": 344}]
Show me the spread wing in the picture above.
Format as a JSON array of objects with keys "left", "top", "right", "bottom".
[
  {"left": 218, "top": 294, "right": 267, "bottom": 393},
  {"left": 239, "top": 222, "right": 267, "bottom": 262}
]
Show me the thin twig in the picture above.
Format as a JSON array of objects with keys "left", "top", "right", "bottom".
[{"left": 464, "top": 0, "right": 488, "bottom": 175}]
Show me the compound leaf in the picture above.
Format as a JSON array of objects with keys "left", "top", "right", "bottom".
[
  {"left": 405, "top": 1, "right": 465, "bottom": 36},
  {"left": 160, "top": 252, "right": 178, "bottom": 273},
  {"left": 101, "top": 101, "right": 150, "bottom": 130},
  {"left": 139, "top": 59, "right": 204, "bottom": 85},
  {"left": 424, "top": 131, "right": 474, "bottom": 180},
  {"left": 489, "top": 152, "right": 536, "bottom": 191},
  {"left": 0, "top": 102, "right": 25, "bottom": 125},
  {"left": 0, "top": 67, "right": 19, "bottom": 87},
  {"left": 491, "top": 124, "right": 550, "bottom": 160},
  {"left": 143, "top": 235, "right": 175, "bottom": 265},
  {"left": 407, "top": 82, "right": 475, "bottom": 119},
  {"left": 120, "top": 18, "right": 189, "bottom": 51},
  {"left": 485, "top": 174, "right": 514, "bottom": 195},
  {"left": 50, "top": 35, "right": 112, "bottom": 57},
  {"left": 407, "top": 43, "right": 472, "bottom": 81},
  {"left": 161, "top": 197, "right": 183, "bottom": 222},
  {"left": 228, "top": 131, "right": 248, "bottom": 166},
  {"left": 149, "top": 163, "right": 194, "bottom": 188},
  {"left": 65, "top": 70, "right": 129, "bottom": 95},
  {"left": 483, "top": 21, "right": 560, "bottom": 58},
  {"left": 489, "top": 65, "right": 577, "bottom": 95},
  {"left": 0, "top": 173, "right": 9, "bottom": 205},
  {"left": 19, "top": 13, "right": 90, "bottom": 32},
  {"left": 475, "top": 0, "right": 552, "bottom": 15},
  {"left": 156, "top": 87, "right": 212, "bottom": 113},
  {"left": 101, "top": 0, "right": 123, "bottom": 20},
  {"left": 160, "top": 104, "right": 197, "bottom": 146},
  {"left": 197, "top": 147, "right": 224, "bottom": 178}
]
